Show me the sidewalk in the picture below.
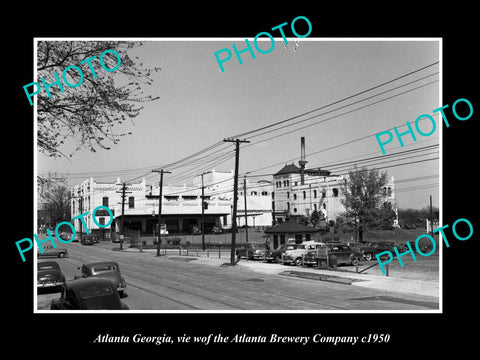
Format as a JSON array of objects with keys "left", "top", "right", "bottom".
[{"left": 102, "top": 242, "right": 439, "bottom": 299}]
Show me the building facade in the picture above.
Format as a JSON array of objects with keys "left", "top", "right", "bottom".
[
  {"left": 272, "top": 163, "right": 397, "bottom": 226},
  {"left": 70, "top": 170, "right": 274, "bottom": 235}
]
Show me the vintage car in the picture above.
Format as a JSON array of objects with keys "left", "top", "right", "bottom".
[
  {"left": 305, "top": 244, "right": 363, "bottom": 266},
  {"left": 37, "top": 261, "right": 66, "bottom": 290},
  {"left": 282, "top": 241, "right": 326, "bottom": 266},
  {"left": 265, "top": 244, "right": 300, "bottom": 263},
  {"left": 81, "top": 234, "right": 97, "bottom": 245},
  {"left": 211, "top": 226, "right": 223, "bottom": 234},
  {"left": 51, "top": 278, "right": 129, "bottom": 310},
  {"left": 37, "top": 245, "right": 69, "bottom": 258},
  {"left": 348, "top": 241, "right": 395, "bottom": 261},
  {"left": 235, "top": 242, "right": 269, "bottom": 260},
  {"left": 77, "top": 261, "right": 126, "bottom": 296}
]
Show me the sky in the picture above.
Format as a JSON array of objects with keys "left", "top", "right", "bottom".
[{"left": 37, "top": 38, "right": 440, "bottom": 209}]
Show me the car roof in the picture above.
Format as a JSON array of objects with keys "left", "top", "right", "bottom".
[
  {"left": 38, "top": 260, "right": 59, "bottom": 267},
  {"left": 83, "top": 261, "right": 120, "bottom": 268},
  {"left": 66, "top": 277, "right": 116, "bottom": 292}
]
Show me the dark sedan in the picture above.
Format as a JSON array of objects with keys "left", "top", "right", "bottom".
[
  {"left": 349, "top": 241, "right": 394, "bottom": 261},
  {"left": 305, "top": 244, "right": 362, "bottom": 266},
  {"left": 265, "top": 244, "right": 299, "bottom": 263},
  {"left": 37, "top": 261, "right": 66, "bottom": 290},
  {"left": 77, "top": 261, "right": 126, "bottom": 296},
  {"left": 236, "top": 242, "right": 269, "bottom": 260},
  {"left": 51, "top": 278, "right": 129, "bottom": 310}
]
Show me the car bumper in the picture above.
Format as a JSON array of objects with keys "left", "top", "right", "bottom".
[{"left": 38, "top": 281, "right": 64, "bottom": 288}]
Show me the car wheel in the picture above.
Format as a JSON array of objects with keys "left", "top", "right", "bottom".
[
  {"left": 58, "top": 252, "right": 65, "bottom": 258},
  {"left": 294, "top": 257, "right": 303, "bottom": 266},
  {"left": 364, "top": 252, "right": 372, "bottom": 261},
  {"left": 275, "top": 255, "right": 282, "bottom": 263},
  {"left": 352, "top": 257, "right": 360, "bottom": 266}
]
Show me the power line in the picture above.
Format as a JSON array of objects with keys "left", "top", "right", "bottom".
[{"left": 230, "top": 61, "right": 439, "bottom": 139}]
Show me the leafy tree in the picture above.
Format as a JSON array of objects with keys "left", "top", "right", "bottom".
[
  {"left": 310, "top": 209, "right": 321, "bottom": 227},
  {"left": 35, "top": 41, "right": 160, "bottom": 158},
  {"left": 341, "top": 166, "right": 390, "bottom": 242}
]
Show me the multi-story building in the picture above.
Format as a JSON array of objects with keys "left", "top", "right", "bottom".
[
  {"left": 70, "top": 170, "right": 274, "bottom": 236},
  {"left": 272, "top": 163, "right": 396, "bottom": 226},
  {"left": 272, "top": 137, "right": 397, "bottom": 226}
]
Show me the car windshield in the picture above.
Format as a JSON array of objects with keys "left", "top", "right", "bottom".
[
  {"left": 252, "top": 244, "right": 266, "bottom": 249},
  {"left": 38, "top": 263, "right": 60, "bottom": 271},
  {"left": 93, "top": 264, "right": 118, "bottom": 273}
]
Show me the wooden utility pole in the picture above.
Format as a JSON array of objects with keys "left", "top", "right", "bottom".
[
  {"left": 199, "top": 171, "right": 211, "bottom": 251},
  {"left": 223, "top": 138, "right": 250, "bottom": 266},
  {"left": 429, "top": 194, "right": 434, "bottom": 235},
  {"left": 244, "top": 175, "right": 248, "bottom": 243},
  {"left": 152, "top": 169, "right": 171, "bottom": 257},
  {"left": 116, "top": 182, "right": 131, "bottom": 250}
]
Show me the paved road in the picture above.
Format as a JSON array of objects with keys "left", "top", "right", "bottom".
[{"left": 37, "top": 241, "right": 439, "bottom": 311}]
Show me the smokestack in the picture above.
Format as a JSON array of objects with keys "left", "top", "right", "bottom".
[{"left": 299, "top": 137, "right": 308, "bottom": 185}]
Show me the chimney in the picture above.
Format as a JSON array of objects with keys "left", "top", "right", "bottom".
[{"left": 298, "top": 137, "right": 308, "bottom": 185}]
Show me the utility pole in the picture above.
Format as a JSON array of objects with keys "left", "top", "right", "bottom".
[
  {"left": 116, "top": 182, "right": 131, "bottom": 250},
  {"left": 244, "top": 175, "right": 248, "bottom": 243},
  {"left": 78, "top": 196, "right": 83, "bottom": 244},
  {"left": 223, "top": 138, "right": 250, "bottom": 266},
  {"left": 152, "top": 169, "right": 171, "bottom": 257},
  {"left": 429, "top": 194, "right": 433, "bottom": 235},
  {"left": 198, "top": 171, "right": 211, "bottom": 251}
]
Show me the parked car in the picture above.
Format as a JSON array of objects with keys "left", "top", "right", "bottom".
[
  {"left": 76, "top": 261, "right": 126, "bottom": 296},
  {"left": 305, "top": 244, "right": 362, "bottom": 266},
  {"left": 51, "top": 278, "right": 129, "bottom": 310},
  {"left": 58, "top": 231, "right": 75, "bottom": 242},
  {"left": 190, "top": 225, "right": 201, "bottom": 235},
  {"left": 211, "top": 226, "right": 223, "bottom": 234},
  {"left": 37, "top": 261, "right": 66, "bottom": 290},
  {"left": 236, "top": 242, "right": 269, "bottom": 260},
  {"left": 348, "top": 241, "right": 394, "bottom": 261},
  {"left": 37, "top": 245, "right": 69, "bottom": 258},
  {"left": 282, "top": 241, "right": 326, "bottom": 266},
  {"left": 81, "top": 234, "right": 96, "bottom": 245},
  {"left": 265, "top": 244, "right": 299, "bottom": 263}
]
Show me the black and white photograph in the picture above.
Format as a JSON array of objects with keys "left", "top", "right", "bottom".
[
  {"left": 34, "top": 38, "right": 442, "bottom": 313},
  {"left": 7, "top": 6, "right": 478, "bottom": 355}
]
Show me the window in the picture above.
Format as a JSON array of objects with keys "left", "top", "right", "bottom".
[
  {"left": 128, "top": 196, "right": 135, "bottom": 208},
  {"left": 251, "top": 191, "right": 258, "bottom": 196},
  {"left": 313, "top": 190, "right": 317, "bottom": 198},
  {"left": 294, "top": 181, "right": 298, "bottom": 186},
  {"left": 314, "top": 204, "right": 317, "bottom": 210},
  {"left": 283, "top": 180, "right": 287, "bottom": 187},
  {"left": 102, "top": 196, "right": 109, "bottom": 207},
  {"left": 261, "top": 191, "right": 268, "bottom": 196},
  {"left": 332, "top": 188, "right": 339, "bottom": 197},
  {"left": 293, "top": 193, "right": 297, "bottom": 200},
  {"left": 303, "top": 191, "right": 306, "bottom": 199},
  {"left": 287, "top": 180, "right": 289, "bottom": 187},
  {"left": 293, "top": 208, "right": 297, "bottom": 213}
]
